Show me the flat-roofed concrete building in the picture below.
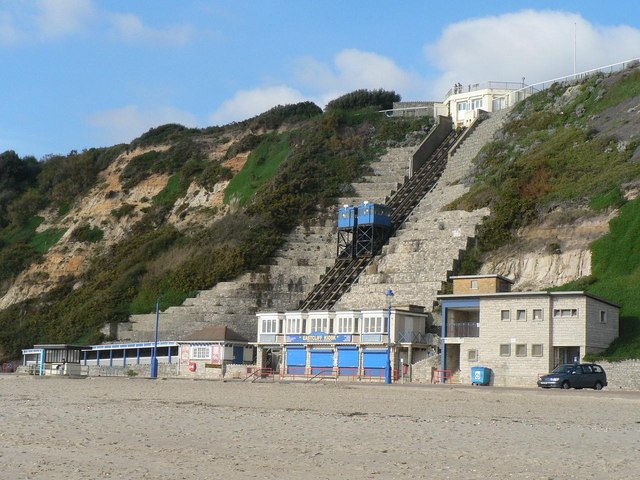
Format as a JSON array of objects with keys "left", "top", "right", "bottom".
[{"left": 438, "top": 275, "right": 619, "bottom": 387}]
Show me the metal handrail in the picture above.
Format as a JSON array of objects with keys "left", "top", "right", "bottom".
[
  {"left": 444, "top": 81, "right": 526, "bottom": 98},
  {"left": 243, "top": 367, "right": 274, "bottom": 383},
  {"left": 493, "top": 57, "right": 640, "bottom": 110},
  {"left": 304, "top": 368, "right": 337, "bottom": 384}
]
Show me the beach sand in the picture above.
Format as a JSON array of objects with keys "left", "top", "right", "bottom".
[{"left": 1, "top": 375, "right": 639, "bottom": 479}]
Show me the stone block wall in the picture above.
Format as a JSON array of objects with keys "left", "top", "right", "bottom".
[
  {"left": 410, "top": 354, "right": 442, "bottom": 383},
  {"left": 598, "top": 360, "right": 640, "bottom": 390}
]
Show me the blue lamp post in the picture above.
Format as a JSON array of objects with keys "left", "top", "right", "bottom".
[
  {"left": 150, "top": 296, "right": 161, "bottom": 378},
  {"left": 385, "top": 288, "right": 394, "bottom": 384}
]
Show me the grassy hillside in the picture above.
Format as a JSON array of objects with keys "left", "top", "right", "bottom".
[
  {"left": 556, "top": 198, "right": 640, "bottom": 360},
  {"left": 0, "top": 92, "right": 433, "bottom": 359},
  {"left": 451, "top": 66, "right": 640, "bottom": 359}
]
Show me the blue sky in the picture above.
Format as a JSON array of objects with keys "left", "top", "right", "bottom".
[{"left": 1, "top": 0, "right": 639, "bottom": 159}]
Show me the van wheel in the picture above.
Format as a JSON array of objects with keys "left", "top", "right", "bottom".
[
  {"left": 594, "top": 381, "right": 603, "bottom": 390},
  {"left": 561, "top": 381, "right": 571, "bottom": 389}
]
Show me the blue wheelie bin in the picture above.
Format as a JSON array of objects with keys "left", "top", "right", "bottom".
[{"left": 471, "top": 366, "right": 491, "bottom": 386}]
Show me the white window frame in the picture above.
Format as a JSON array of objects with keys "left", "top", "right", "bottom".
[
  {"left": 516, "top": 309, "right": 527, "bottom": 322},
  {"left": 285, "top": 317, "right": 303, "bottom": 334},
  {"left": 501, "top": 310, "right": 511, "bottom": 322},
  {"left": 471, "top": 97, "right": 483, "bottom": 110},
  {"left": 336, "top": 316, "right": 356, "bottom": 334},
  {"left": 457, "top": 101, "right": 468, "bottom": 111},
  {"left": 309, "top": 317, "right": 330, "bottom": 333},
  {"left": 532, "top": 309, "right": 544, "bottom": 321},
  {"left": 500, "top": 344, "right": 511, "bottom": 356},
  {"left": 363, "top": 315, "right": 384, "bottom": 334},
  {"left": 515, "top": 344, "right": 527, "bottom": 357},
  {"left": 261, "top": 317, "right": 277, "bottom": 334},
  {"left": 191, "top": 345, "right": 211, "bottom": 360},
  {"left": 470, "top": 280, "right": 478, "bottom": 290}
]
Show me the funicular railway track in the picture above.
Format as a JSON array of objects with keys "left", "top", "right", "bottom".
[{"left": 299, "top": 124, "right": 468, "bottom": 311}]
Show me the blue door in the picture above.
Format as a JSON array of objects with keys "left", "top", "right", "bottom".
[
  {"left": 310, "top": 349, "right": 334, "bottom": 375},
  {"left": 233, "top": 346, "right": 244, "bottom": 364},
  {"left": 337, "top": 347, "right": 358, "bottom": 377},
  {"left": 286, "top": 347, "right": 306, "bottom": 375},
  {"left": 363, "top": 350, "right": 387, "bottom": 378}
]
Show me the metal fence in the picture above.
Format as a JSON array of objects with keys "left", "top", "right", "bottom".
[
  {"left": 446, "top": 322, "right": 479, "bottom": 338},
  {"left": 445, "top": 81, "right": 526, "bottom": 98},
  {"left": 396, "top": 331, "right": 440, "bottom": 345},
  {"left": 496, "top": 57, "right": 640, "bottom": 110}
]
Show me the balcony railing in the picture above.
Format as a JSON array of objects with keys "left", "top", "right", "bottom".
[
  {"left": 446, "top": 322, "right": 479, "bottom": 338},
  {"left": 397, "top": 331, "right": 439, "bottom": 345},
  {"left": 445, "top": 81, "right": 525, "bottom": 98}
]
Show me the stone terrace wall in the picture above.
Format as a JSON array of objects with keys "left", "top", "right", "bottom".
[{"left": 599, "top": 360, "right": 640, "bottom": 390}]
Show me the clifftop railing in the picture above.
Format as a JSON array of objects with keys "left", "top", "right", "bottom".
[
  {"left": 497, "top": 57, "right": 640, "bottom": 110},
  {"left": 445, "top": 81, "right": 525, "bottom": 98}
]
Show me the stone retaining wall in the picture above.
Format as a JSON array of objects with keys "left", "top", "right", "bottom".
[{"left": 598, "top": 360, "right": 640, "bottom": 390}]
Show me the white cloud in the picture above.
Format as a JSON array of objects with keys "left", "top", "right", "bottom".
[
  {"left": 0, "top": 1, "right": 193, "bottom": 46},
  {"left": 293, "top": 49, "right": 425, "bottom": 102},
  {"left": 208, "top": 85, "right": 307, "bottom": 126},
  {"left": 87, "top": 105, "right": 198, "bottom": 145},
  {"left": 108, "top": 12, "right": 194, "bottom": 46},
  {"left": 34, "top": 0, "right": 96, "bottom": 38},
  {"left": 425, "top": 10, "right": 640, "bottom": 98}
]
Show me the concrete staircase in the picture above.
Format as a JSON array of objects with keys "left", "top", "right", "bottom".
[
  {"left": 334, "top": 109, "right": 509, "bottom": 311},
  {"left": 338, "top": 147, "right": 413, "bottom": 206},
  {"left": 116, "top": 110, "right": 508, "bottom": 343},
  {"left": 116, "top": 148, "right": 414, "bottom": 343}
]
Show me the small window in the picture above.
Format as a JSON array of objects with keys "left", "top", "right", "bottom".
[
  {"left": 533, "top": 309, "right": 543, "bottom": 321},
  {"left": 468, "top": 349, "right": 478, "bottom": 362},
  {"left": 531, "top": 344, "right": 543, "bottom": 357},
  {"left": 363, "top": 316, "right": 383, "bottom": 334},
  {"left": 553, "top": 308, "right": 579, "bottom": 318},
  {"left": 471, "top": 98, "right": 483, "bottom": 109},
  {"left": 501, "top": 310, "right": 510, "bottom": 322},
  {"left": 600, "top": 311, "right": 607, "bottom": 324},
  {"left": 191, "top": 346, "right": 211, "bottom": 360},
  {"left": 470, "top": 280, "right": 478, "bottom": 290},
  {"left": 515, "top": 344, "right": 527, "bottom": 357},
  {"left": 516, "top": 309, "right": 526, "bottom": 321},
  {"left": 457, "top": 101, "right": 468, "bottom": 111},
  {"left": 500, "top": 344, "right": 511, "bottom": 356},
  {"left": 261, "top": 318, "right": 278, "bottom": 334}
]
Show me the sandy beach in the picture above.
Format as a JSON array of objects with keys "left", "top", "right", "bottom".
[{"left": 1, "top": 376, "right": 639, "bottom": 479}]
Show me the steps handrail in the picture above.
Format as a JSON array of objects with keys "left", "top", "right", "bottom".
[{"left": 300, "top": 126, "right": 466, "bottom": 311}]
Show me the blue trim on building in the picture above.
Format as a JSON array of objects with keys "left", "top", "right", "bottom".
[{"left": 440, "top": 298, "right": 480, "bottom": 379}]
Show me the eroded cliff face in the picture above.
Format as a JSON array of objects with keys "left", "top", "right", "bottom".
[
  {"left": 0, "top": 144, "right": 248, "bottom": 310},
  {"left": 480, "top": 208, "right": 616, "bottom": 290}
]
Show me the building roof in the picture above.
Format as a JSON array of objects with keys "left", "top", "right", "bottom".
[
  {"left": 183, "top": 325, "right": 248, "bottom": 342},
  {"left": 32, "top": 344, "right": 87, "bottom": 349},
  {"left": 449, "top": 274, "right": 514, "bottom": 284},
  {"left": 437, "top": 290, "right": 620, "bottom": 308}
]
